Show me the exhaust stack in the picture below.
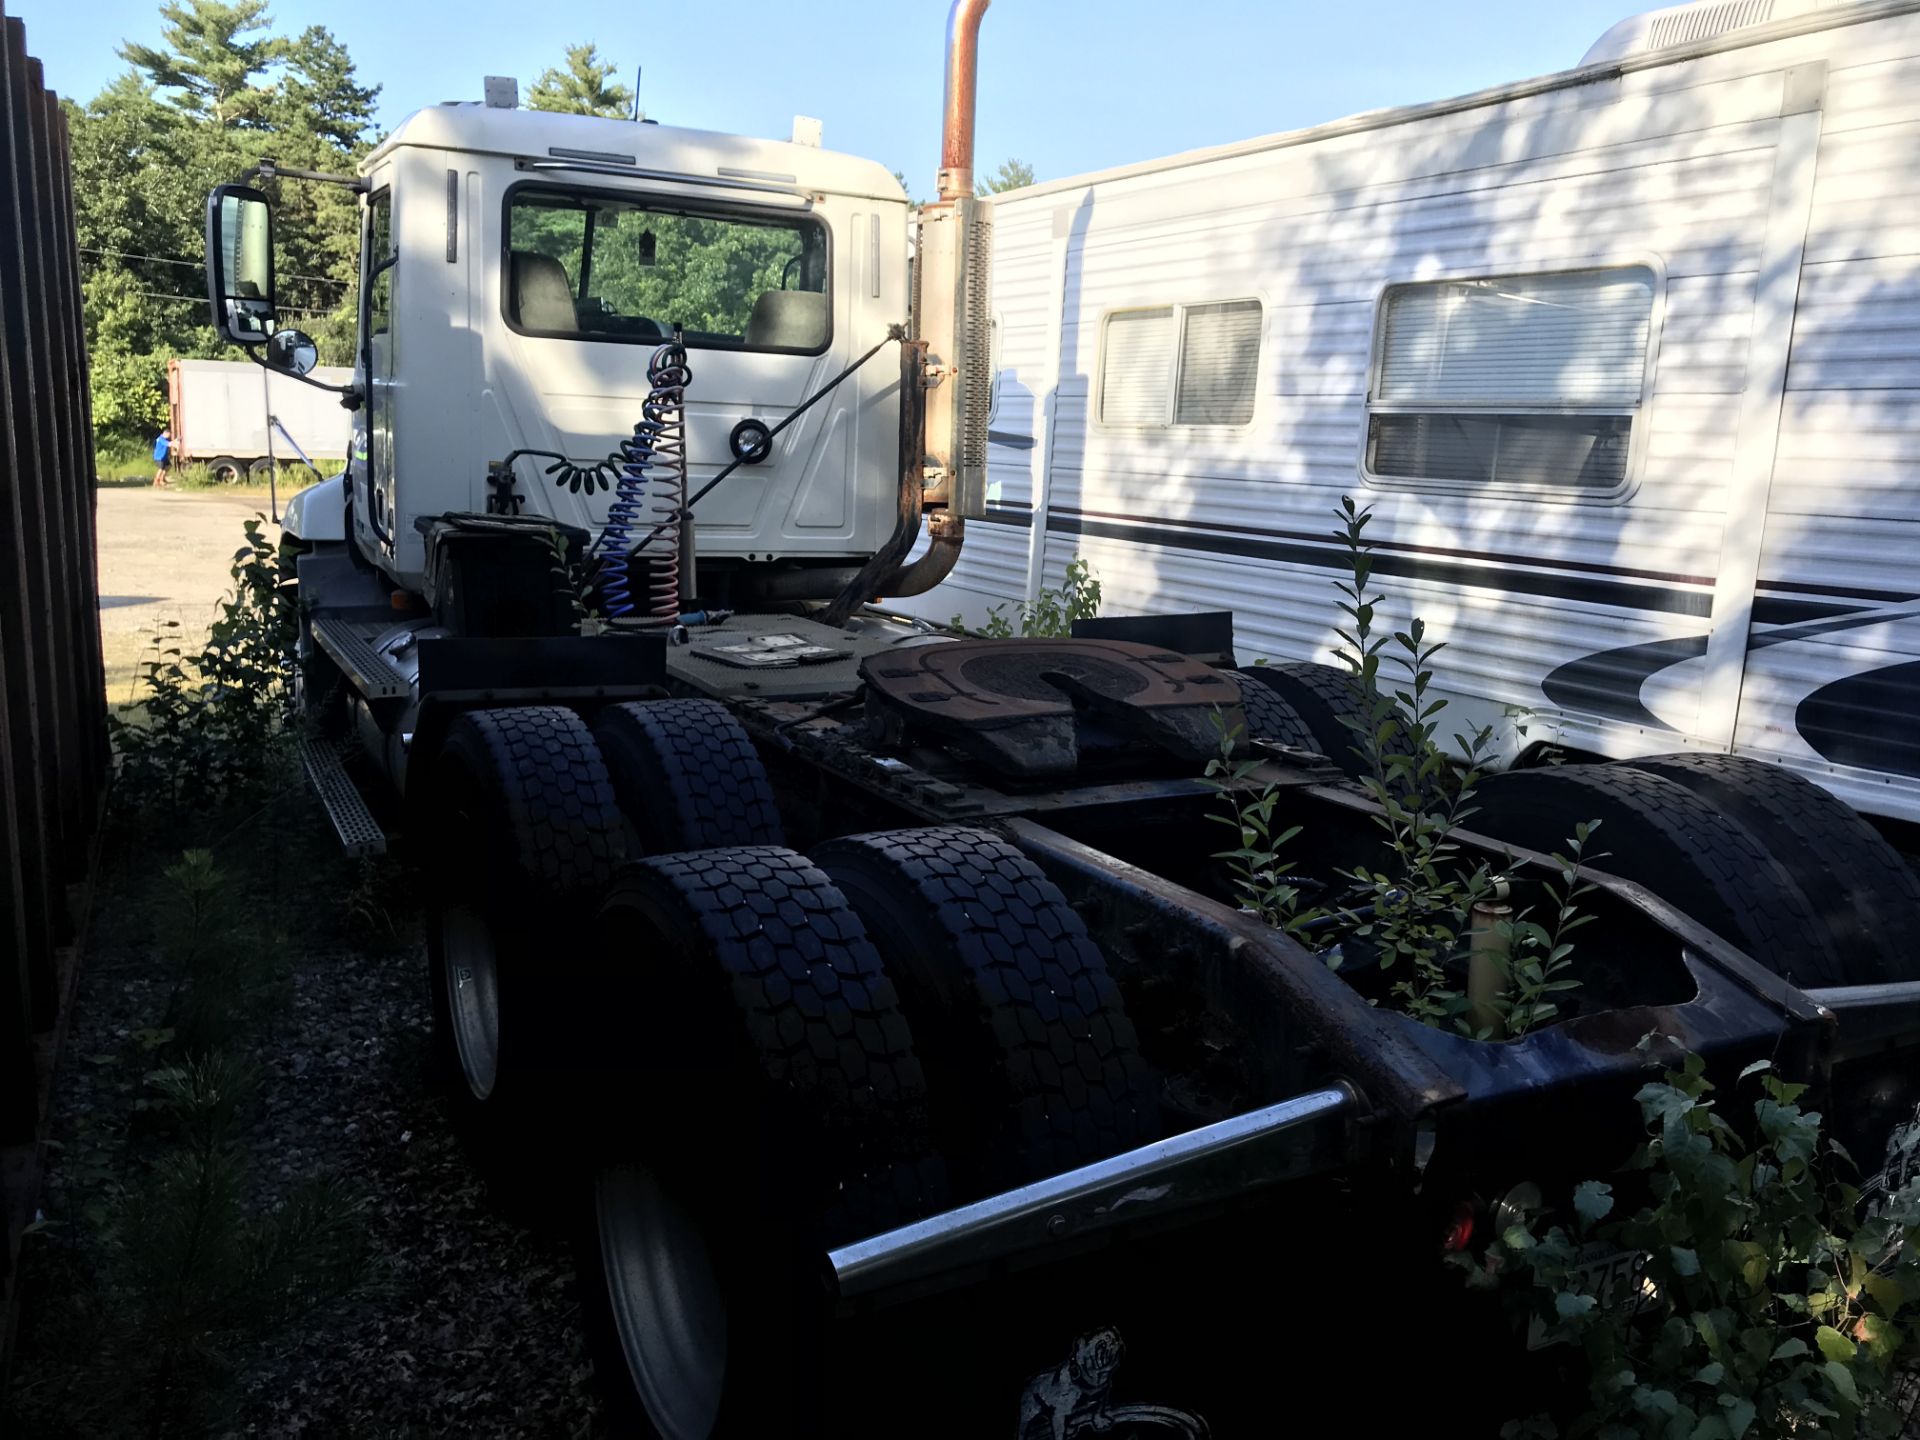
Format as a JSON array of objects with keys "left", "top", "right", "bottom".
[
  {"left": 938, "top": 0, "right": 992, "bottom": 202},
  {"left": 825, "top": 0, "right": 991, "bottom": 615},
  {"left": 915, "top": 0, "right": 994, "bottom": 524}
]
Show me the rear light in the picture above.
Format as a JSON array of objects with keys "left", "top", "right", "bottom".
[{"left": 1443, "top": 1199, "right": 1477, "bottom": 1253}]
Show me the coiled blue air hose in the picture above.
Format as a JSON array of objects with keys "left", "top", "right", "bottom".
[{"left": 597, "top": 336, "right": 690, "bottom": 620}]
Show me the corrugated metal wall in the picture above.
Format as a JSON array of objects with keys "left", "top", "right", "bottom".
[{"left": 0, "top": 0, "right": 107, "bottom": 1299}]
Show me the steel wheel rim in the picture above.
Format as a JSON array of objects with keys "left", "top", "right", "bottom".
[
  {"left": 441, "top": 902, "right": 500, "bottom": 1100},
  {"left": 597, "top": 1160, "right": 728, "bottom": 1440}
]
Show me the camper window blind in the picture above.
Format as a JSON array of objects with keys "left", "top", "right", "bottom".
[
  {"left": 1176, "top": 301, "right": 1262, "bottom": 424},
  {"left": 1100, "top": 308, "right": 1176, "bottom": 425},
  {"left": 1367, "top": 266, "right": 1654, "bottom": 493},
  {"left": 1099, "top": 299, "right": 1262, "bottom": 427}
]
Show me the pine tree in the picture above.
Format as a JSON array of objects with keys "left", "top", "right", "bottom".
[
  {"left": 977, "top": 157, "right": 1036, "bottom": 195},
  {"left": 528, "top": 42, "right": 635, "bottom": 119},
  {"left": 119, "top": 0, "right": 284, "bottom": 127},
  {"left": 273, "top": 25, "right": 380, "bottom": 152}
]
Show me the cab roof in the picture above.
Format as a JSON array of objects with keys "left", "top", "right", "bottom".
[{"left": 365, "top": 104, "right": 910, "bottom": 204}]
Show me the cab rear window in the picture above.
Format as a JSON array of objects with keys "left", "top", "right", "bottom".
[{"left": 503, "top": 186, "right": 830, "bottom": 353}]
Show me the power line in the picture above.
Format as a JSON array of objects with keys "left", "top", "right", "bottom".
[
  {"left": 117, "top": 287, "right": 334, "bottom": 317},
  {"left": 80, "top": 245, "right": 351, "bottom": 288}
]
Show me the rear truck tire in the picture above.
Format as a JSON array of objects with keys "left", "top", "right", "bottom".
[
  {"left": 423, "top": 706, "right": 624, "bottom": 1161},
  {"left": 1238, "top": 660, "right": 1415, "bottom": 781},
  {"left": 581, "top": 849, "right": 947, "bottom": 1437},
  {"left": 812, "top": 825, "right": 1158, "bottom": 1198},
  {"left": 1469, "top": 764, "right": 1847, "bottom": 987},
  {"left": 1625, "top": 753, "right": 1920, "bottom": 982},
  {"left": 1221, "top": 669, "right": 1319, "bottom": 754},
  {"left": 591, "top": 698, "right": 784, "bottom": 855},
  {"left": 206, "top": 454, "right": 243, "bottom": 483},
  {"left": 248, "top": 456, "right": 277, "bottom": 484}
]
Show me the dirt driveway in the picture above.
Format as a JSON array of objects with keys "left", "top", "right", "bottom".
[{"left": 94, "top": 483, "right": 278, "bottom": 704}]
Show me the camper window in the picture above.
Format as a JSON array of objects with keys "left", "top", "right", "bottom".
[
  {"left": 1364, "top": 266, "right": 1655, "bottom": 494},
  {"left": 1098, "top": 299, "right": 1261, "bottom": 428}
]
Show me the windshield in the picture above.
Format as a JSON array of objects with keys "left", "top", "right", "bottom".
[{"left": 504, "top": 186, "right": 830, "bottom": 352}]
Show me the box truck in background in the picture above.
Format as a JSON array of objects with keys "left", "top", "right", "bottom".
[{"left": 165, "top": 356, "right": 352, "bottom": 481}]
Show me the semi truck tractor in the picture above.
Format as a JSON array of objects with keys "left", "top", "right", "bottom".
[{"left": 200, "top": 3, "right": 1920, "bottom": 1433}]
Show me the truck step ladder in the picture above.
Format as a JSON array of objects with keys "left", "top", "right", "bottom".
[
  {"left": 311, "top": 616, "right": 408, "bottom": 700},
  {"left": 298, "top": 732, "right": 387, "bottom": 857}
]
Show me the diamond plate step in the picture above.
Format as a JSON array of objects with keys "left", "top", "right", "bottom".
[
  {"left": 312, "top": 616, "right": 408, "bottom": 701},
  {"left": 298, "top": 732, "right": 386, "bottom": 858}
]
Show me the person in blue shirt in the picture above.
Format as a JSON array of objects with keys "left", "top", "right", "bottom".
[{"left": 152, "top": 428, "right": 171, "bottom": 488}]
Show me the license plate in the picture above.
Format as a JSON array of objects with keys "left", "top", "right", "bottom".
[{"left": 1527, "top": 1248, "right": 1649, "bottom": 1350}]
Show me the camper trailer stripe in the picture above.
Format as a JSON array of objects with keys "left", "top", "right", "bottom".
[
  {"left": 979, "top": 505, "right": 1715, "bottom": 616},
  {"left": 976, "top": 506, "right": 1917, "bottom": 621}
]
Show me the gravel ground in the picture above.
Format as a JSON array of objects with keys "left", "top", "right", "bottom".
[
  {"left": 95, "top": 484, "right": 286, "bottom": 704},
  {"left": 3, "top": 795, "right": 605, "bottom": 1438}
]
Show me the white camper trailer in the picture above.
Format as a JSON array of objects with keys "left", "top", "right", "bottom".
[{"left": 903, "top": 0, "right": 1920, "bottom": 825}]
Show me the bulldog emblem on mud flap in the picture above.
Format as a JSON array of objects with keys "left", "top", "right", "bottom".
[{"left": 1018, "top": 1327, "right": 1210, "bottom": 1439}]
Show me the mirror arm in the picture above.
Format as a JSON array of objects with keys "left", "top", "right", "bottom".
[
  {"left": 241, "top": 157, "right": 367, "bottom": 192},
  {"left": 243, "top": 345, "right": 363, "bottom": 404}
]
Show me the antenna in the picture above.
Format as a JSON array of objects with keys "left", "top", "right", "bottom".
[{"left": 631, "top": 65, "right": 642, "bottom": 122}]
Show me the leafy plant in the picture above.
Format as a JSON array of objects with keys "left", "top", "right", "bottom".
[
  {"left": 957, "top": 555, "right": 1103, "bottom": 638},
  {"left": 1327, "top": 496, "right": 1506, "bottom": 1021},
  {"left": 1202, "top": 711, "right": 1322, "bottom": 935},
  {"left": 1201, "top": 499, "right": 1598, "bottom": 1036},
  {"left": 109, "top": 516, "right": 296, "bottom": 813},
  {"left": 1487, "top": 821, "right": 1603, "bottom": 1038},
  {"left": 1463, "top": 1052, "right": 1920, "bottom": 1438},
  {"left": 158, "top": 849, "right": 289, "bottom": 1053},
  {"left": 103, "top": 1052, "right": 368, "bottom": 1435},
  {"left": 543, "top": 524, "right": 601, "bottom": 631}
]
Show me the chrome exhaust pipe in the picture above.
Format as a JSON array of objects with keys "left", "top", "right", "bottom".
[
  {"left": 937, "top": 0, "right": 993, "bottom": 203},
  {"left": 844, "top": 0, "right": 992, "bottom": 616}
]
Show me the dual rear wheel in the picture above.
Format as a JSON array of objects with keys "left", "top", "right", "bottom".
[
  {"left": 1224, "top": 662, "right": 1920, "bottom": 986},
  {"left": 420, "top": 700, "right": 1158, "bottom": 1438},
  {"left": 1468, "top": 757, "right": 1920, "bottom": 987}
]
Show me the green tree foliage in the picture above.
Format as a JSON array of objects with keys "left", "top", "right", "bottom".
[
  {"left": 119, "top": 0, "right": 282, "bottom": 126},
  {"left": 977, "top": 157, "right": 1035, "bottom": 195},
  {"left": 528, "top": 42, "right": 635, "bottom": 118},
  {"left": 272, "top": 25, "right": 380, "bottom": 151},
  {"left": 77, "top": 2, "right": 378, "bottom": 443}
]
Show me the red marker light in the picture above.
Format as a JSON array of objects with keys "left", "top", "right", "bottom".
[{"left": 1443, "top": 1200, "right": 1476, "bottom": 1253}]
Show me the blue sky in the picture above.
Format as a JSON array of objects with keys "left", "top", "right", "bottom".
[{"left": 16, "top": 0, "right": 1640, "bottom": 185}]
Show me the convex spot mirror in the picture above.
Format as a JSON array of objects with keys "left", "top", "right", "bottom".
[
  {"left": 205, "top": 184, "right": 276, "bottom": 345},
  {"left": 265, "top": 328, "right": 318, "bottom": 376}
]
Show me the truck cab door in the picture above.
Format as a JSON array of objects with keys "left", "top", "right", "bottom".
[{"left": 355, "top": 175, "right": 397, "bottom": 557}]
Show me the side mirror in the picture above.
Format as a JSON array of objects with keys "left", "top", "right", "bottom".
[
  {"left": 205, "top": 183, "right": 276, "bottom": 345},
  {"left": 265, "top": 328, "right": 318, "bottom": 376}
]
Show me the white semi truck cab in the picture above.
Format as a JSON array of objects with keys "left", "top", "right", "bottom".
[
  {"left": 216, "top": 21, "right": 991, "bottom": 625},
  {"left": 330, "top": 106, "right": 915, "bottom": 592}
]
